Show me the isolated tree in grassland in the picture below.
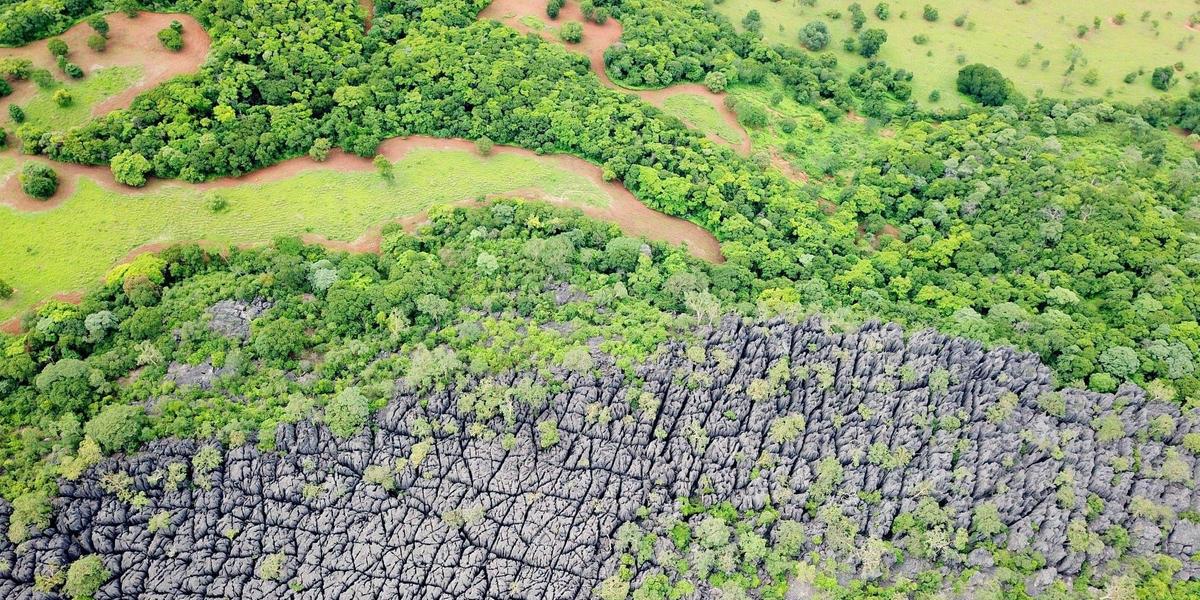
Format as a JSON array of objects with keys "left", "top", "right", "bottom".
[
  {"left": 559, "top": 22, "right": 583, "bottom": 44},
  {"left": 857, "top": 28, "right": 888, "bottom": 57},
  {"left": 111, "top": 150, "right": 152, "bottom": 187},
  {"left": 0, "top": 279, "right": 13, "bottom": 299},
  {"left": 742, "top": 9, "right": 762, "bottom": 33},
  {"left": 799, "top": 21, "right": 830, "bottom": 51},
  {"left": 874, "top": 3, "right": 889, "bottom": 20},
  {"left": 923, "top": 4, "right": 939, "bottom": 21},
  {"left": 54, "top": 88, "right": 73, "bottom": 106},
  {"left": 957, "top": 63, "right": 1011, "bottom": 106},
  {"left": 19, "top": 162, "right": 58, "bottom": 199},
  {"left": 1151, "top": 66, "right": 1174, "bottom": 91},
  {"left": 64, "top": 555, "right": 110, "bottom": 600}
]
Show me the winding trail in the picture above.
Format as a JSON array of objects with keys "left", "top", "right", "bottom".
[{"left": 478, "top": 0, "right": 751, "bottom": 156}]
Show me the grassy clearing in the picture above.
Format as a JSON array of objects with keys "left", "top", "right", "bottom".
[
  {"left": 0, "top": 148, "right": 612, "bottom": 321},
  {"left": 659, "top": 93, "right": 745, "bottom": 146},
  {"left": 716, "top": 0, "right": 1199, "bottom": 107},
  {"left": 0, "top": 155, "right": 15, "bottom": 181},
  {"left": 15, "top": 66, "right": 142, "bottom": 130}
]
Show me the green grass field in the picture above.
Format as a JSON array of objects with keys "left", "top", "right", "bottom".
[
  {"left": 716, "top": 0, "right": 1199, "bottom": 107},
  {"left": 0, "top": 148, "right": 611, "bottom": 321},
  {"left": 14, "top": 66, "right": 142, "bottom": 130},
  {"left": 659, "top": 93, "right": 746, "bottom": 146}
]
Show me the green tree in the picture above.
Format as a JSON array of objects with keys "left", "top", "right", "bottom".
[
  {"left": 325, "top": 387, "right": 369, "bottom": 437},
  {"left": 799, "top": 21, "right": 830, "bottom": 51},
  {"left": 84, "top": 404, "right": 146, "bottom": 453},
  {"left": 110, "top": 150, "right": 152, "bottom": 187},
  {"left": 87, "top": 34, "right": 107, "bottom": 52},
  {"left": 0, "top": 278, "right": 13, "bottom": 299},
  {"left": 1151, "top": 66, "right": 1173, "bottom": 91},
  {"left": 374, "top": 154, "right": 394, "bottom": 181},
  {"left": 857, "top": 28, "right": 888, "bottom": 58},
  {"left": 19, "top": 162, "right": 58, "bottom": 199},
  {"left": 250, "top": 318, "right": 307, "bottom": 363},
  {"left": 48, "top": 38, "right": 68, "bottom": 57},
  {"left": 559, "top": 22, "right": 583, "bottom": 44},
  {"left": 923, "top": 4, "right": 939, "bottom": 21},
  {"left": 64, "top": 555, "right": 110, "bottom": 600},
  {"left": 157, "top": 27, "right": 183, "bottom": 52},
  {"left": 874, "top": 3, "right": 890, "bottom": 20},
  {"left": 88, "top": 16, "right": 109, "bottom": 38},
  {"left": 956, "top": 63, "right": 1011, "bottom": 105},
  {"left": 8, "top": 104, "right": 24, "bottom": 123},
  {"left": 54, "top": 88, "right": 73, "bottom": 107}
]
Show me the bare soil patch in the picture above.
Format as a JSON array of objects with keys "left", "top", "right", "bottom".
[
  {"left": 479, "top": 0, "right": 750, "bottom": 155},
  {"left": 0, "top": 12, "right": 209, "bottom": 120}
]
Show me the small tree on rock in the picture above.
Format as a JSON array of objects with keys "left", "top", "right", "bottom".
[{"left": 64, "top": 555, "right": 110, "bottom": 600}]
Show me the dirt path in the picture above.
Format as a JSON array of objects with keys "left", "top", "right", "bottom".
[
  {"left": 478, "top": 0, "right": 750, "bottom": 156},
  {"left": 0, "top": 13, "right": 209, "bottom": 121}
]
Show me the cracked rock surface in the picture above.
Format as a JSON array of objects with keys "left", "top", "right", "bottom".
[{"left": 1, "top": 317, "right": 1196, "bottom": 598}]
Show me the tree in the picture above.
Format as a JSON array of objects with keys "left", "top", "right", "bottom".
[
  {"left": 309, "top": 137, "right": 332, "bottom": 161},
  {"left": 54, "top": 88, "right": 73, "bottom": 107},
  {"left": 87, "top": 34, "right": 107, "bottom": 52},
  {"left": 251, "top": 318, "right": 307, "bottom": 363},
  {"left": 547, "top": 0, "right": 564, "bottom": 19},
  {"left": 374, "top": 154, "right": 393, "bottom": 181},
  {"left": 475, "top": 136, "right": 494, "bottom": 156},
  {"left": 48, "top": 38, "right": 68, "bottom": 57},
  {"left": 956, "top": 63, "right": 1011, "bottom": 106},
  {"left": 64, "top": 555, "right": 110, "bottom": 600},
  {"left": 1099, "top": 346, "right": 1140, "bottom": 378},
  {"left": 325, "top": 387, "right": 369, "bottom": 437},
  {"left": 110, "top": 150, "right": 152, "bottom": 187},
  {"left": 742, "top": 9, "right": 762, "bottom": 33},
  {"left": 84, "top": 404, "right": 146, "bottom": 453},
  {"left": 923, "top": 4, "right": 939, "bottom": 21},
  {"left": 1151, "top": 66, "right": 1173, "bottom": 91},
  {"left": 799, "top": 21, "right": 830, "bottom": 51},
  {"left": 158, "top": 27, "right": 183, "bottom": 51},
  {"left": 88, "top": 16, "right": 109, "bottom": 38},
  {"left": 703, "top": 71, "right": 727, "bottom": 93},
  {"left": 559, "top": 22, "right": 583, "bottom": 44},
  {"left": 19, "top": 162, "right": 58, "bottom": 199},
  {"left": 8, "top": 104, "right": 24, "bottom": 123},
  {"left": 857, "top": 28, "right": 888, "bottom": 58},
  {"left": 875, "top": 3, "right": 890, "bottom": 20},
  {"left": 0, "top": 278, "right": 12, "bottom": 299}
]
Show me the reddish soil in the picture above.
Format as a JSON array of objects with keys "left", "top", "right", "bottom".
[
  {"left": 1172, "top": 126, "right": 1200, "bottom": 151},
  {"left": 1, "top": 290, "right": 82, "bottom": 334},
  {"left": 0, "top": 13, "right": 210, "bottom": 119},
  {"left": 770, "top": 152, "right": 810, "bottom": 183},
  {"left": 479, "top": 0, "right": 751, "bottom": 156}
]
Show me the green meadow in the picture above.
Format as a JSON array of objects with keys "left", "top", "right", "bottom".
[
  {"left": 0, "top": 148, "right": 611, "bottom": 321},
  {"left": 716, "top": 0, "right": 1199, "bottom": 107},
  {"left": 10, "top": 66, "right": 142, "bottom": 130},
  {"left": 660, "top": 93, "right": 746, "bottom": 146}
]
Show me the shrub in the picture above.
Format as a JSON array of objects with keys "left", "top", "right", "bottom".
[
  {"left": 31, "top": 68, "right": 55, "bottom": 89},
  {"left": 48, "top": 38, "right": 68, "bottom": 57},
  {"left": 475, "top": 136, "right": 494, "bottom": 156},
  {"left": 537, "top": 419, "right": 560, "bottom": 448},
  {"left": 325, "top": 387, "right": 370, "bottom": 437},
  {"left": 874, "top": 3, "right": 889, "bottom": 20},
  {"left": 7, "top": 491, "right": 50, "bottom": 543},
  {"left": 1151, "top": 66, "right": 1173, "bottom": 91},
  {"left": 19, "top": 162, "right": 58, "bottom": 199},
  {"left": 857, "top": 28, "right": 888, "bottom": 57},
  {"left": 559, "top": 22, "right": 583, "bottom": 44},
  {"left": 956, "top": 63, "right": 1010, "bottom": 106},
  {"left": 258, "top": 552, "right": 286, "bottom": 581},
  {"left": 309, "top": 137, "right": 332, "bottom": 161},
  {"left": 54, "top": 88, "right": 73, "bottom": 106},
  {"left": 0, "top": 79, "right": 9, "bottom": 97},
  {"left": 703, "top": 71, "right": 727, "bottom": 93},
  {"left": 87, "top": 34, "right": 107, "bottom": 52},
  {"left": 157, "top": 27, "right": 183, "bottom": 52},
  {"left": 0, "top": 279, "right": 12, "bottom": 299},
  {"left": 63, "top": 62, "right": 83, "bottom": 78},
  {"left": 547, "top": 0, "right": 564, "bottom": 19},
  {"left": 922, "top": 5, "right": 938, "bottom": 21},
  {"left": 110, "top": 150, "right": 152, "bottom": 187},
  {"left": 374, "top": 154, "right": 393, "bottom": 180},
  {"left": 799, "top": 21, "right": 830, "bottom": 51},
  {"left": 89, "top": 16, "right": 109, "bottom": 38},
  {"left": 63, "top": 555, "right": 110, "bottom": 600},
  {"left": 84, "top": 404, "right": 146, "bottom": 453}
]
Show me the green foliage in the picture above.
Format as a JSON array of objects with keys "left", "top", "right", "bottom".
[
  {"left": 63, "top": 555, "right": 109, "bottom": 600},
  {"left": 857, "top": 28, "right": 888, "bottom": 57},
  {"left": 559, "top": 22, "right": 583, "bottom": 44},
  {"left": 157, "top": 27, "right": 183, "bottom": 52},
  {"left": 799, "top": 21, "right": 830, "bottom": 51},
  {"left": 47, "top": 38, "right": 68, "bottom": 57},
  {"left": 7, "top": 490, "right": 50, "bottom": 543},
  {"left": 956, "top": 63, "right": 1010, "bottom": 106},
  {"left": 110, "top": 150, "right": 152, "bottom": 187},
  {"left": 326, "top": 387, "right": 370, "bottom": 437},
  {"left": 1151, "top": 66, "right": 1173, "bottom": 91},
  {"left": 83, "top": 404, "right": 145, "bottom": 454},
  {"left": 0, "top": 279, "right": 12, "bottom": 299}
]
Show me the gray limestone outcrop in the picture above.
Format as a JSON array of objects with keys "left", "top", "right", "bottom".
[{"left": 1, "top": 316, "right": 1196, "bottom": 599}]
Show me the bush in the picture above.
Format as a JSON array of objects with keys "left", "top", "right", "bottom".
[
  {"left": 31, "top": 68, "right": 55, "bottom": 89},
  {"left": 87, "top": 34, "right": 107, "bottom": 52},
  {"left": 956, "top": 63, "right": 1011, "bottom": 106},
  {"left": 308, "top": 137, "right": 332, "bottom": 161},
  {"left": 1151, "top": 66, "right": 1173, "bottom": 91},
  {"left": 0, "top": 79, "right": 10, "bottom": 98},
  {"left": 922, "top": 4, "right": 939, "bottom": 21},
  {"left": 325, "top": 387, "right": 369, "bottom": 437},
  {"left": 0, "top": 279, "right": 12, "bottom": 299},
  {"left": 111, "top": 150, "right": 152, "bottom": 187},
  {"left": 874, "top": 3, "right": 889, "bottom": 20},
  {"left": 559, "top": 22, "right": 583, "bottom": 44},
  {"left": 54, "top": 88, "right": 73, "bottom": 106},
  {"left": 799, "top": 21, "right": 830, "bottom": 51},
  {"left": 703, "top": 71, "right": 727, "bottom": 92},
  {"left": 547, "top": 0, "right": 564, "bottom": 19},
  {"left": 8, "top": 104, "right": 24, "bottom": 123},
  {"left": 89, "top": 16, "right": 109, "bottom": 38},
  {"left": 857, "top": 28, "right": 888, "bottom": 57},
  {"left": 475, "top": 136, "right": 494, "bottom": 156},
  {"left": 84, "top": 404, "right": 146, "bottom": 453},
  {"left": 48, "top": 38, "right": 68, "bottom": 57},
  {"left": 19, "top": 162, "right": 58, "bottom": 199},
  {"left": 63, "top": 555, "right": 110, "bottom": 600},
  {"left": 158, "top": 27, "right": 183, "bottom": 52},
  {"left": 63, "top": 62, "right": 84, "bottom": 79}
]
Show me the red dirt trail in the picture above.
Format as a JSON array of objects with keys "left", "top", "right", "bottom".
[
  {"left": 478, "top": 0, "right": 751, "bottom": 156},
  {"left": 0, "top": 13, "right": 209, "bottom": 118}
]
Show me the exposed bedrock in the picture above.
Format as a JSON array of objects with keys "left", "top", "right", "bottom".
[{"left": 1, "top": 317, "right": 1196, "bottom": 598}]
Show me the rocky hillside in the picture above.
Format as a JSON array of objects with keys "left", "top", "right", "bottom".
[{"left": 2, "top": 316, "right": 1195, "bottom": 599}]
